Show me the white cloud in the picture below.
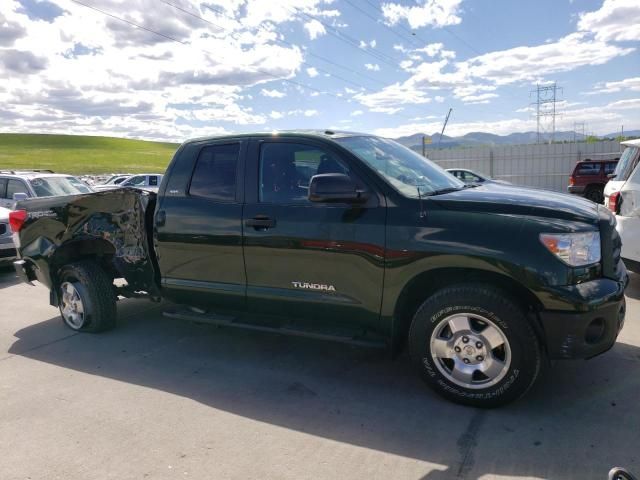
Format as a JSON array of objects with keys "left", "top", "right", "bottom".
[
  {"left": 382, "top": 0, "right": 464, "bottom": 29},
  {"left": 0, "top": 0, "right": 319, "bottom": 141},
  {"left": 587, "top": 76, "right": 640, "bottom": 94},
  {"left": 355, "top": 82, "right": 431, "bottom": 113},
  {"left": 260, "top": 88, "right": 286, "bottom": 98},
  {"left": 577, "top": 0, "right": 640, "bottom": 42},
  {"left": 268, "top": 108, "right": 319, "bottom": 120},
  {"left": 417, "top": 43, "right": 444, "bottom": 57},
  {"left": 462, "top": 32, "right": 634, "bottom": 86},
  {"left": 364, "top": 63, "right": 380, "bottom": 71},
  {"left": 458, "top": 93, "right": 498, "bottom": 104},
  {"left": 350, "top": 109, "right": 363, "bottom": 116},
  {"left": 306, "top": 67, "right": 319, "bottom": 77},
  {"left": 304, "top": 19, "right": 326, "bottom": 40}
]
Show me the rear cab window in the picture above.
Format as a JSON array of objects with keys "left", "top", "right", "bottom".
[
  {"left": 189, "top": 143, "right": 240, "bottom": 202},
  {"left": 29, "top": 176, "right": 88, "bottom": 197}
]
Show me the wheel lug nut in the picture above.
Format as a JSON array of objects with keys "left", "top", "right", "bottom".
[
  {"left": 463, "top": 358, "right": 470, "bottom": 364},
  {"left": 476, "top": 355, "right": 484, "bottom": 361},
  {"left": 476, "top": 342, "right": 483, "bottom": 349},
  {"left": 454, "top": 346, "right": 461, "bottom": 353},
  {"left": 462, "top": 336, "right": 469, "bottom": 343}
]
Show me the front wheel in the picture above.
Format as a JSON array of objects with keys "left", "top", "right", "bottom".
[
  {"left": 408, "top": 284, "right": 542, "bottom": 407},
  {"left": 57, "top": 261, "right": 117, "bottom": 332}
]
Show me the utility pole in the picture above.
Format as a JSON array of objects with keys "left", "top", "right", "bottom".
[
  {"left": 573, "top": 121, "right": 586, "bottom": 143},
  {"left": 530, "top": 83, "right": 562, "bottom": 144},
  {"left": 437, "top": 108, "right": 452, "bottom": 149}
]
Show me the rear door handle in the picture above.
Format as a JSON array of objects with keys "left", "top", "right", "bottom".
[
  {"left": 155, "top": 210, "right": 166, "bottom": 227},
  {"left": 245, "top": 215, "right": 275, "bottom": 230}
]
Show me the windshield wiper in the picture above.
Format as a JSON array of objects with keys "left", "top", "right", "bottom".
[{"left": 425, "top": 186, "right": 464, "bottom": 196}]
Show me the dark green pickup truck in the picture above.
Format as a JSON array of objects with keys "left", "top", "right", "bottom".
[{"left": 10, "top": 131, "right": 628, "bottom": 407}]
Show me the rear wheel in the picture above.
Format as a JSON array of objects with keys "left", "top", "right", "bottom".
[
  {"left": 57, "top": 261, "right": 117, "bottom": 332},
  {"left": 585, "top": 186, "right": 604, "bottom": 203},
  {"left": 408, "top": 284, "right": 541, "bottom": 407}
]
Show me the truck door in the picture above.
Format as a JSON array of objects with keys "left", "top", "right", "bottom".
[
  {"left": 242, "top": 137, "right": 386, "bottom": 331},
  {"left": 155, "top": 140, "right": 246, "bottom": 311}
]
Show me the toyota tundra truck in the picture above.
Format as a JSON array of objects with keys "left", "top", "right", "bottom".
[{"left": 10, "top": 131, "right": 628, "bottom": 407}]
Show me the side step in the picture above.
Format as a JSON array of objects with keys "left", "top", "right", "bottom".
[{"left": 163, "top": 307, "right": 386, "bottom": 349}]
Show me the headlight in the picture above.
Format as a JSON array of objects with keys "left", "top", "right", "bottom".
[{"left": 539, "top": 232, "right": 601, "bottom": 266}]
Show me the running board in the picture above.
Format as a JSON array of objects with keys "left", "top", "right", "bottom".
[{"left": 162, "top": 307, "right": 386, "bottom": 349}]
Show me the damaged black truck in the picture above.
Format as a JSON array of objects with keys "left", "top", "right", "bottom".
[{"left": 11, "top": 131, "right": 628, "bottom": 407}]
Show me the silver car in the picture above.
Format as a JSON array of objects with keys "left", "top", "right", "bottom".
[{"left": 0, "top": 206, "right": 16, "bottom": 265}]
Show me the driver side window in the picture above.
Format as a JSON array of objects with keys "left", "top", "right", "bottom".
[{"left": 259, "top": 142, "right": 350, "bottom": 204}]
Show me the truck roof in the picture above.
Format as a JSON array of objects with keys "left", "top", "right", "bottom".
[{"left": 183, "top": 129, "right": 373, "bottom": 145}]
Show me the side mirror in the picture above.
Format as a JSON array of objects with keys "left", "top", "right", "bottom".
[
  {"left": 607, "top": 173, "right": 617, "bottom": 179},
  {"left": 308, "top": 173, "right": 366, "bottom": 203},
  {"left": 13, "top": 192, "right": 28, "bottom": 202}
]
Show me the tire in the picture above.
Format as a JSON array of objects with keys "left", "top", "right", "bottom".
[
  {"left": 57, "top": 261, "right": 117, "bottom": 332},
  {"left": 585, "top": 186, "right": 604, "bottom": 204},
  {"left": 408, "top": 284, "right": 541, "bottom": 408}
]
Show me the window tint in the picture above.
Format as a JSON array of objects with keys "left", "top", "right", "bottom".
[
  {"left": 0, "top": 179, "right": 7, "bottom": 199},
  {"left": 604, "top": 162, "right": 617, "bottom": 175},
  {"left": 576, "top": 163, "right": 601, "bottom": 175},
  {"left": 149, "top": 176, "right": 159, "bottom": 186},
  {"left": 30, "top": 176, "right": 90, "bottom": 196},
  {"left": 189, "top": 143, "right": 240, "bottom": 201},
  {"left": 259, "top": 142, "right": 349, "bottom": 204},
  {"left": 7, "top": 179, "right": 29, "bottom": 198}
]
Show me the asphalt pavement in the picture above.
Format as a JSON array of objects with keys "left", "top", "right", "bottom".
[{"left": 0, "top": 266, "right": 638, "bottom": 480}]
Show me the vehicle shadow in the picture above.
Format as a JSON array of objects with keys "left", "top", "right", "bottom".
[
  {"left": 0, "top": 265, "right": 19, "bottom": 290},
  {"left": 625, "top": 271, "right": 639, "bottom": 300},
  {"left": 8, "top": 297, "right": 640, "bottom": 479}
]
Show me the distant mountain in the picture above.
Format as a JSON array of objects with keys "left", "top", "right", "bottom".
[
  {"left": 603, "top": 130, "right": 640, "bottom": 138},
  {"left": 393, "top": 129, "right": 640, "bottom": 150}
]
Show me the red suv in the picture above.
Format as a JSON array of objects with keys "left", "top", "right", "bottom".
[{"left": 568, "top": 159, "right": 618, "bottom": 203}]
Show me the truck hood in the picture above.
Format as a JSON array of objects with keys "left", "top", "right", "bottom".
[{"left": 431, "top": 184, "right": 599, "bottom": 224}]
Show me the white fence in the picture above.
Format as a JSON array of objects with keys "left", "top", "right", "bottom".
[{"left": 425, "top": 141, "right": 623, "bottom": 192}]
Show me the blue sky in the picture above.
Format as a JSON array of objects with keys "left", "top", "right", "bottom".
[{"left": 0, "top": 0, "right": 638, "bottom": 141}]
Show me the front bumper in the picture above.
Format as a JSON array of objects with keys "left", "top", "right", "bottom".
[{"left": 538, "top": 275, "right": 628, "bottom": 359}]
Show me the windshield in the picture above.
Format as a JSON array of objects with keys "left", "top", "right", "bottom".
[
  {"left": 30, "top": 176, "right": 92, "bottom": 197},
  {"left": 335, "top": 136, "right": 464, "bottom": 197},
  {"left": 613, "top": 146, "right": 639, "bottom": 181}
]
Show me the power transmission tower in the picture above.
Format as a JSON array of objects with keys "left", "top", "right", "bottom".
[{"left": 530, "top": 83, "right": 562, "bottom": 144}]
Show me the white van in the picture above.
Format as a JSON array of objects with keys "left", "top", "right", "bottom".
[{"left": 604, "top": 138, "right": 640, "bottom": 272}]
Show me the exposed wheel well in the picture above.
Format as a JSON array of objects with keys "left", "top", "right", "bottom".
[
  {"left": 50, "top": 239, "right": 116, "bottom": 283},
  {"left": 392, "top": 268, "right": 544, "bottom": 353}
]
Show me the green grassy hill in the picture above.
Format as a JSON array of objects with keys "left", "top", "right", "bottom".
[{"left": 0, "top": 133, "right": 180, "bottom": 175}]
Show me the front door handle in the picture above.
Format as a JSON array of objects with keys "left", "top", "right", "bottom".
[{"left": 245, "top": 215, "right": 276, "bottom": 230}]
